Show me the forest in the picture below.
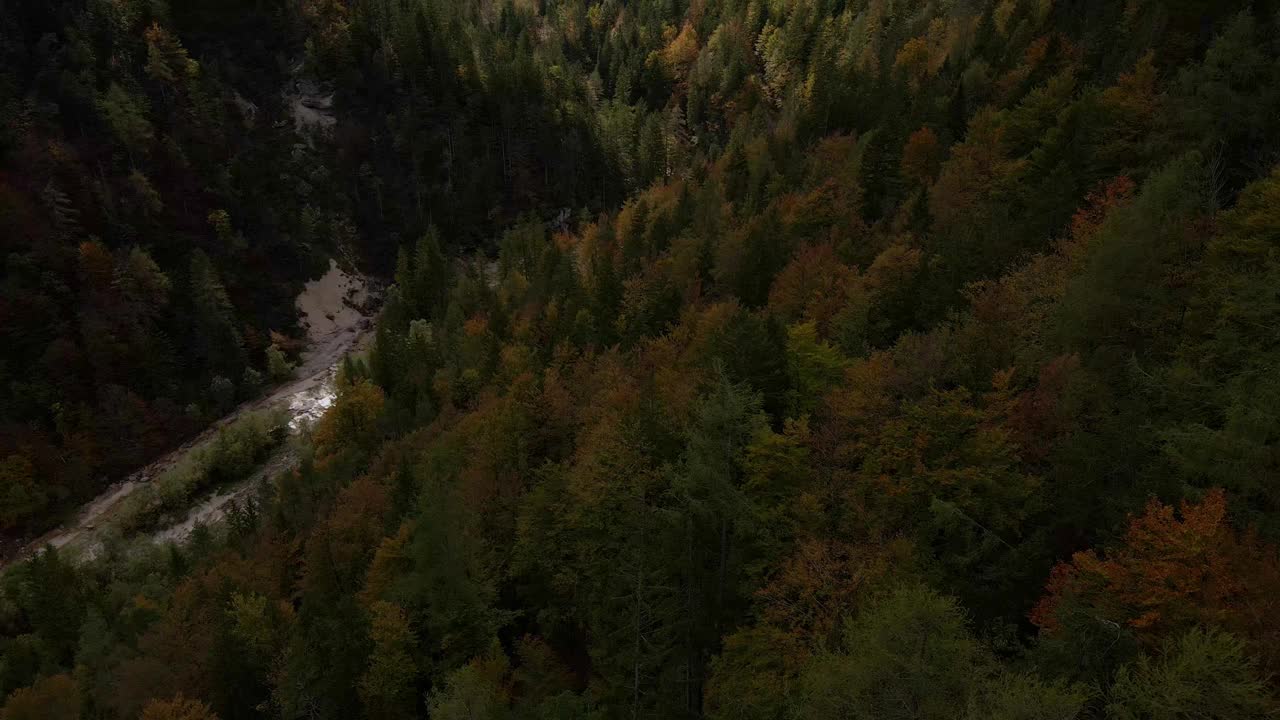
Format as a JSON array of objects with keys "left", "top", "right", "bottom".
[{"left": 3, "top": 0, "right": 1280, "bottom": 717}]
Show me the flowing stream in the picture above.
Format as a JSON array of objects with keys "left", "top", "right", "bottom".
[{"left": 4, "top": 261, "right": 375, "bottom": 566}]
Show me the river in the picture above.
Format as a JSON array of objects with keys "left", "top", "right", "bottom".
[{"left": 3, "top": 261, "right": 375, "bottom": 567}]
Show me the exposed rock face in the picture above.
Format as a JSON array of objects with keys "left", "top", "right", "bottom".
[{"left": 284, "top": 77, "right": 336, "bottom": 140}]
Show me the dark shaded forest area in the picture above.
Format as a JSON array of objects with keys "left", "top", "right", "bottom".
[{"left": 3, "top": 0, "right": 1280, "bottom": 718}]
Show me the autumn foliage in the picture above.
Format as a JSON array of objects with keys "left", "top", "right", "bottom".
[
  {"left": 1032, "top": 490, "right": 1280, "bottom": 669},
  {"left": 6, "top": 1, "right": 1280, "bottom": 719}
]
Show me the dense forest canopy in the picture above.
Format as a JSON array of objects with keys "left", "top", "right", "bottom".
[{"left": 3, "top": 0, "right": 1280, "bottom": 718}]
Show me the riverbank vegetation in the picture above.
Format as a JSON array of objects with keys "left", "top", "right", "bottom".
[{"left": 109, "top": 408, "right": 288, "bottom": 535}]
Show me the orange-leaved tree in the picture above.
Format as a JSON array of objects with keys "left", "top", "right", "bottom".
[{"left": 1031, "top": 489, "right": 1280, "bottom": 671}]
